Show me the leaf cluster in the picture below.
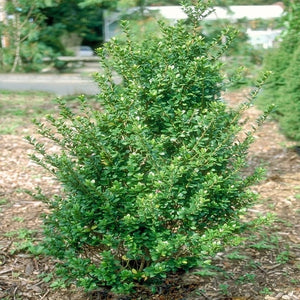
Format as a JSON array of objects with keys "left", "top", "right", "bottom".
[{"left": 257, "top": 3, "right": 300, "bottom": 141}]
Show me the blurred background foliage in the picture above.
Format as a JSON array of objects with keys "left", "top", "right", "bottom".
[{"left": 0, "top": 0, "right": 286, "bottom": 72}]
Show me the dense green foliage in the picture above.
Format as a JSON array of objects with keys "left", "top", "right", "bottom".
[
  {"left": 0, "top": 0, "right": 117, "bottom": 72},
  {"left": 41, "top": 0, "right": 105, "bottom": 50},
  {"left": 27, "top": 1, "right": 270, "bottom": 295},
  {"left": 0, "top": 0, "right": 56, "bottom": 72},
  {"left": 257, "top": 2, "right": 300, "bottom": 141},
  {"left": 277, "top": 44, "right": 300, "bottom": 141}
]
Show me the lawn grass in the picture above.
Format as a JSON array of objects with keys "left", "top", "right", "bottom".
[
  {"left": 0, "top": 90, "right": 55, "bottom": 134},
  {"left": 0, "top": 90, "right": 97, "bottom": 134}
]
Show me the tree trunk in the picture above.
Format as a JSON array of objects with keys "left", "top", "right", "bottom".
[
  {"left": 0, "top": 0, "right": 9, "bottom": 48},
  {"left": 11, "top": 14, "right": 22, "bottom": 72}
]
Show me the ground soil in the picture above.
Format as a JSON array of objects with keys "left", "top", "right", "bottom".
[{"left": 0, "top": 89, "right": 299, "bottom": 299}]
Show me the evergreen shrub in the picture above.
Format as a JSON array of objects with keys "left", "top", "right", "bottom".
[
  {"left": 27, "top": 1, "right": 270, "bottom": 294},
  {"left": 275, "top": 43, "right": 300, "bottom": 141},
  {"left": 257, "top": 2, "right": 300, "bottom": 141}
]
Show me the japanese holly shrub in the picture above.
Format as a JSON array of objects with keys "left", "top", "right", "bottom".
[
  {"left": 27, "top": 1, "right": 270, "bottom": 295},
  {"left": 257, "top": 2, "right": 300, "bottom": 141},
  {"left": 274, "top": 43, "right": 300, "bottom": 141}
]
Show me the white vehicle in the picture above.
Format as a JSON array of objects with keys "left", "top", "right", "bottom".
[{"left": 78, "top": 46, "right": 94, "bottom": 57}]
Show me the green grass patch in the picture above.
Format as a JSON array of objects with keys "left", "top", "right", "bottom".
[
  {"left": 225, "top": 251, "right": 249, "bottom": 260},
  {"left": 0, "top": 198, "right": 9, "bottom": 205},
  {"left": 0, "top": 90, "right": 97, "bottom": 134},
  {"left": 0, "top": 90, "right": 55, "bottom": 134}
]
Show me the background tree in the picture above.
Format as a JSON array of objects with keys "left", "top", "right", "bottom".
[
  {"left": 0, "top": 0, "right": 7, "bottom": 70},
  {"left": 40, "top": 0, "right": 122, "bottom": 52},
  {"left": 0, "top": 0, "right": 8, "bottom": 48},
  {"left": 1, "top": 0, "right": 57, "bottom": 72}
]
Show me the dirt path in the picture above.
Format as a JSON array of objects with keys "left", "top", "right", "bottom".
[{"left": 0, "top": 89, "right": 299, "bottom": 299}]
